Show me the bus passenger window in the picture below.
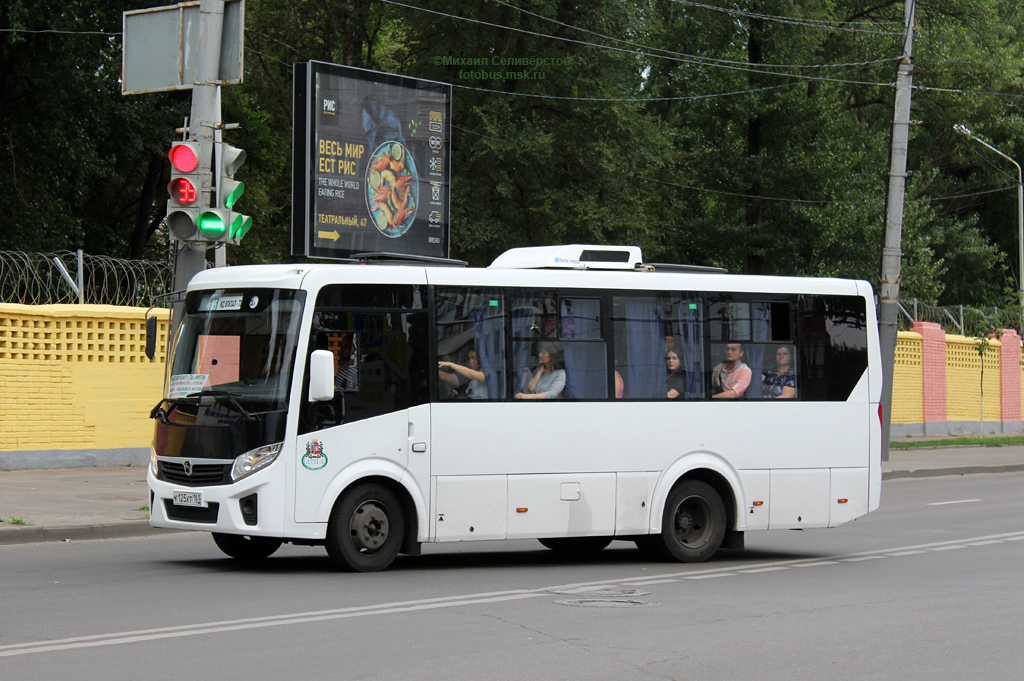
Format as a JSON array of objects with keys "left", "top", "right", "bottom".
[{"left": 435, "top": 287, "right": 506, "bottom": 400}]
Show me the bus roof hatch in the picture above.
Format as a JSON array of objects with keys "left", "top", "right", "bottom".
[{"left": 489, "top": 245, "right": 644, "bottom": 270}]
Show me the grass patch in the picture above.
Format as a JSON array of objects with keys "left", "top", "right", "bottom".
[
  {"left": 1, "top": 517, "right": 31, "bottom": 526},
  {"left": 890, "top": 434, "right": 1024, "bottom": 449}
]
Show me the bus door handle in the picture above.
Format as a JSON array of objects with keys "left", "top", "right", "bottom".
[{"left": 412, "top": 442, "right": 427, "bottom": 453}]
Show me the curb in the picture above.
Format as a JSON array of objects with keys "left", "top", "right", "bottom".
[
  {"left": 882, "top": 464, "right": 1024, "bottom": 480},
  {"left": 0, "top": 522, "right": 179, "bottom": 546}
]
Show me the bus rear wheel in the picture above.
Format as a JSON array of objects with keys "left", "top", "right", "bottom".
[
  {"left": 212, "top": 533, "right": 282, "bottom": 561},
  {"left": 657, "top": 480, "right": 726, "bottom": 563},
  {"left": 326, "top": 484, "right": 405, "bottom": 572},
  {"left": 538, "top": 537, "right": 613, "bottom": 554}
]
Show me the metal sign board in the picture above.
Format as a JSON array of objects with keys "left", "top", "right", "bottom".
[
  {"left": 292, "top": 61, "right": 452, "bottom": 260},
  {"left": 122, "top": 0, "right": 244, "bottom": 95}
]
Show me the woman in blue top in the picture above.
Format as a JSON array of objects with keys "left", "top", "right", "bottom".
[
  {"left": 762, "top": 345, "right": 797, "bottom": 399},
  {"left": 515, "top": 342, "right": 565, "bottom": 400}
]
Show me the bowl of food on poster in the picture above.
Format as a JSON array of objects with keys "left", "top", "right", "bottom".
[{"left": 365, "top": 141, "right": 419, "bottom": 238}]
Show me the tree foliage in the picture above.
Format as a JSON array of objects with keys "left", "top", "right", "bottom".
[{"left": 2, "top": 0, "right": 1024, "bottom": 307}]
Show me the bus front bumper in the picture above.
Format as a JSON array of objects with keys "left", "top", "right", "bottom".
[{"left": 147, "top": 460, "right": 287, "bottom": 537}]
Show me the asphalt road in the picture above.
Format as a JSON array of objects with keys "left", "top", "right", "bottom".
[{"left": 1, "top": 473, "right": 1021, "bottom": 681}]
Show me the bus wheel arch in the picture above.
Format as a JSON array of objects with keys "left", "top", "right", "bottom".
[
  {"left": 325, "top": 477, "right": 418, "bottom": 572},
  {"left": 643, "top": 476, "right": 729, "bottom": 563},
  {"left": 645, "top": 462, "right": 741, "bottom": 563}
]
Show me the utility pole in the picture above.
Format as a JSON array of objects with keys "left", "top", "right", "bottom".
[
  {"left": 878, "top": 0, "right": 916, "bottom": 462},
  {"left": 173, "top": 0, "right": 226, "bottom": 290}
]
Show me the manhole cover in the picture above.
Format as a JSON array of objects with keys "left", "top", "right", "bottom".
[
  {"left": 547, "top": 587, "right": 650, "bottom": 598},
  {"left": 555, "top": 598, "right": 659, "bottom": 608}
]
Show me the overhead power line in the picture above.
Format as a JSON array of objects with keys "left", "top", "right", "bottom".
[
  {"left": 492, "top": 0, "right": 899, "bottom": 71},
  {"left": 666, "top": 0, "right": 904, "bottom": 35},
  {"left": 382, "top": 0, "right": 898, "bottom": 84}
]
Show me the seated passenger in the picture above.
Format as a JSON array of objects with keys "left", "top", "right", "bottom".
[
  {"left": 438, "top": 349, "right": 488, "bottom": 399},
  {"left": 762, "top": 345, "right": 797, "bottom": 399},
  {"left": 711, "top": 342, "right": 751, "bottom": 399},
  {"left": 515, "top": 342, "right": 565, "bottom": 400},
  {"left": 665, "top": 350, "right": 686, "bottom": 399}
]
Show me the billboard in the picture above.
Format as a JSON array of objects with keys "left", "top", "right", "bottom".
[{"left": 293, "top": 61, "right": 452, "bottom": 260}]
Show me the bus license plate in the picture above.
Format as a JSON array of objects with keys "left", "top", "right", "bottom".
[{"left": 172, "top": 490, "right": 205, "bottom": 508}]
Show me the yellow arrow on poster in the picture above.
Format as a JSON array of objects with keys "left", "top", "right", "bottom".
[{"left": 317, "top": 230, "right": 341, "bottom": 241}]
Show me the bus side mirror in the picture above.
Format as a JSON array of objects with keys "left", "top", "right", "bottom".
[
  {"left": 145, "top": 315, "right": 157, "bottom": 360},
  {"left": 309, "top": 350, "right": 335, "bottom": 402}
]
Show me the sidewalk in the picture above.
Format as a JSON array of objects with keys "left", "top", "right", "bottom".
[{"left": 2, "top": 443, "right": 1022, "bottom": 546}]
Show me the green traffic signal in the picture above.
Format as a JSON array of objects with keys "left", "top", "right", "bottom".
[
  {"left": 230, "top": 213, "right": 252, "bottom": 241},
  {"left": 224, "top": 179, "right": 244, "bottom": 209},
  {"left": 197, "top": 210, "right": 228, "bottom": 240}
]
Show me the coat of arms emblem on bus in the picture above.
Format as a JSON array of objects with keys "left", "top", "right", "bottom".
[{"left": 302, "top": 440, "right": 328, "bottom": 470}]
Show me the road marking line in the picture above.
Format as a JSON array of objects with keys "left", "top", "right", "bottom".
[
  {"left": 2, "top": 529, "right": 1022, "bottom": 659},
  {"left": 927, "top": 499, "right": 981, "bottom": 506},
  {"left": 627, "top": 578, "right": 679, "bottom": 585},
  {"left": 889, "top": 550, "right": 927, "bottom": 556},
  {"left": 928, "top": 545, "right": 966, "bottom": 551},
  {"left": 966, "top": 540, "right": 1003, "bottom": 546},
  {"left": 841, "top": 556, "right": 885, "bottom": 562},
  {"left": 792, "top": 561, "right": 840, "bottom": 567}
]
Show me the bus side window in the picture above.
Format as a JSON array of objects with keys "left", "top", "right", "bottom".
[{"left": 435, "top": 287, "right": 506, "bottom": 400}]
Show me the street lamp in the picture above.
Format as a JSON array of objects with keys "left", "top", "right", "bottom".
[{"left": 954, "top": 123, "right": 1024, "bottom": 319}]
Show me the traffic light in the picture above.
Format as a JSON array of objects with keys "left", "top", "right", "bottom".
[
  {"left": 196, "top": 207, "right": 232, "bottom": 241},
  {"left": 217, "top": 142, "right": 251, "bottom": 243},
  {"left": 166, "top": 142, "right": 201, "bottom": 241}
]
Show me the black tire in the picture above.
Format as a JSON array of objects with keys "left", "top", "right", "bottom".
[
  {"left": 656, "top": 480, "right": 727, "bottom": 563},
  {"left": 538, "top": 537, "right": 613, "bottom": 554},
  {"left": 326, "top": 484, "right": 405, "bottom": 572},
  {"left": 212, "top": 533, "right": 282, "bottom": 561}
]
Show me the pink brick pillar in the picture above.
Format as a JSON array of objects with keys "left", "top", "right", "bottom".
[
  {"left": 999, "top": 328, "right": 1021, "bottom": 424},
  {"left": 911, "top": 321, "right": 947, "bottom": 426}
]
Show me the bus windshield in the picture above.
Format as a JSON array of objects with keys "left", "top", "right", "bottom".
[{"left": 166, "top": 289, "right": 305, "bottom": 412}]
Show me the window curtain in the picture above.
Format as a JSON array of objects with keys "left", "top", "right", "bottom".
[
  {"left": 625, "top": 299, "right": 666, "bottom": 399},
  {"left": 675, "top": 301, "right": 704, "bottom": 398},
  {"left": 561, "top": 298, "right": 605, "bottom": 398},
  {"left": 511, "top": 296, "right": 536, "bottom": 392},
  {"left": 747, "top": 303, "right": 771, "bottom": 399},
  {"left": 470, "top": 300, "right": 505, "bottom": 399}
]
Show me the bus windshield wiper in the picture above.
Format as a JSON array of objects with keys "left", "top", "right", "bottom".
[
  {"left": 185, "top": 389, "right": 257, "bottom": 421},
  {"left": 149, "top": 400, "right": 179, "bottom": 423}
]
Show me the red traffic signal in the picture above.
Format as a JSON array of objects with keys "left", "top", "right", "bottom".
[{"left": 169, "top": 143, "right": 199, "bottom": 173}]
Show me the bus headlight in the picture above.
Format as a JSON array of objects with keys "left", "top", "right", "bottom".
[
  {"left": 231, "top": 443, "right": 282, "bottom": 482},
  {"left": 150, "top": 445, "right": 158, "bottom": 477}
]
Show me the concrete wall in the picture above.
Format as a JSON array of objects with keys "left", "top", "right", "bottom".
[
  {"left": 891, "top": 322, "right": 1024, "bottom": 437},
  {"left": 0, "top": 304, "right": 170, "bottom": 469}
]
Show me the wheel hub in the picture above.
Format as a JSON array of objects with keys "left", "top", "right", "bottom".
[
  {"left": 673, "top": 496, "right": 710, "bottom": 546},
  {"left": 350, "top": 501, "right": 390, "bottom": 552}
]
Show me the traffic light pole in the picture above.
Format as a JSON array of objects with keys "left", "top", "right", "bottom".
[{"left": 175, "top": 0, "right": 226, "bottom": 289}]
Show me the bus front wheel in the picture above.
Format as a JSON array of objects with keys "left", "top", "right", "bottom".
[
  {"left": 657, "top": 480, "right": 726, "bottom": 563},
  {"left": 212, "top": 533, "right": 282, "bottom": 561},
  {"left": 326, "top": 484, "right": 405, "bottom": 572}
]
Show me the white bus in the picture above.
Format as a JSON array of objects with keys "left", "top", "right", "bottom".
[{"left": 147, "top": 245, "right": 882, "bottom": 571}]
